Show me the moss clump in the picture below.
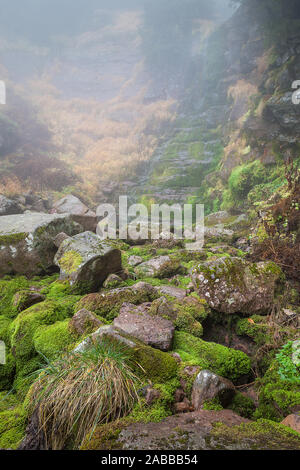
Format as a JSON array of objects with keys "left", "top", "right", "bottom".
[
  {"left": 228, "top": 392, "right": 255, "bottom": 419},
  {"left": 209, "top": 419, "right": 300, "bottom": 450},
  {"left": 59, "top": 250, "right": 83, "bottom": 274},
  {"left": 0, "top": 351, "right": 16, "bottom": 391},
  {"left": 80, "top": 420, "right": 127, "bottom": 450},
  {"left": 130, "top": 342, "right": 178, "bottom": 383},
  {"left": 173, "top": 331, "right": 251, "bottom": 382},
  {"left": 236, "top": 316, "right": 271, "bottom": 345},
  {"left": 9, "top": 297, "right": 78, "bottom": 382},
  {"left": 254, "top": 358, "right": 300, "bottom": 422},
  {"left": 0, "top": 405, "right": 27, "bottom": 449},
  {"left": 202, "top": 397, "right": 223, "bottom": 411},
  {"left": 33, "top": 319, "right": 77, "bottom": 360},
  {"left": 0, "top": 232, "right": 27, "bottom": 245}
]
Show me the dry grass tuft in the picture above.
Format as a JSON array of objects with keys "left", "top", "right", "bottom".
[{"left": 29, "top": 338, "right": 141, "bottom": 450}]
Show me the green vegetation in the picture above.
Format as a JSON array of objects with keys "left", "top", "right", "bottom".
[
  {"left": 173, "top": 331, "right": 251, "bottom": 382},
  {"left": 27, "top": 338, "right": 140, "bottom": 450}
]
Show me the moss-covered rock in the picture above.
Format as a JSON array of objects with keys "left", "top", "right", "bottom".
[
  {"left": 54, "top": 231, "right": 122, "bottom": 293},
  {"left": 173, "top": 331, "right": 251, "bottom": 382},
  {"left": 192, "top": 257, "right": 283, "bottom": 315},
  {"left": 76, "top": 284, "right": 158, "bottom": 322},
  {"left": 209, "top": 419, "right": 300, "bottom": 450}
]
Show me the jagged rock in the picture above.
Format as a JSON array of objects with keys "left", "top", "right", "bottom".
[
  {"left": 69, "top": 309, "right": 102, "bottom": 336},
  {"left": 174, "top": 400, "right": 191, "bottom": 413},
  {"left": 54, "top": 231, "right": 122, "bottom": 292},
  {"left": 0, "top": 195, "right": 23, "bottom": 216},
  {"left": 13, "top": 289, "right": 45, "bottom": 312},
  {"left": 52, "top": 195, "right": 97, "bottom": 232},
  {"left": 134, "top": 255, "right": 184, "bottom": 279},
  {"left": 281, "top": 414, "right": 300, "bottom": 434},
  {"left": 292, "top": 340, "right": 300, "bottom": 367},
  {"left": 114, "top": 307, "right": 175, "bottom": 351},
  {"left": 264, "top": 92, "right": 300, "bottom": 131},
  {"left": 0, "top": 212, "right": 81, "bottom": 277},
  {"left": 191, "top": 370, "right": 235, "bottom": 409},
  {"left": 127, "top": 255, "right": 143, "bottom": 267},
  {"left": 192, "top": 257, "right": 283, "bottom": 314},
  {"left": 103, "top": 274, "right": 123, "bottom": 288},
  {"left": 52, "top": 194, "right": 95, "bottom": 217}
]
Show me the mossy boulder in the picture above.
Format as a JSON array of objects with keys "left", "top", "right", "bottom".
[
  {"left": 54, "top": 231, "right": 122, "bottom": 293},
  {"left": 192, "top": 257, "right": 283, "bottom": 314},
  {"left": 148, "top": 295, "right": 207, "bottom": 338},
  {"left": 76, "top": 283, "right": 159, "bottom": 322},
  {"left": 134, "top": 255, "right": 185, "bottom": 279},
  {"left": 0, "top": 213, "right": 82, "bottom": 277},
  {"left": 10, "top": 299, "right": 76, "bottom": 364},
  {"left": 13, "top": 290, "right": 45, "bottom": 313},
  {"left": 173, "top": 331, "right": 251, "bottom": 383}
]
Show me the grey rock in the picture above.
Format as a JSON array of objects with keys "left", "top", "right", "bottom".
[
  {"left": 192, "top": 257, "right": 282, "bottom": 315},
  {"left": 53, "top": 194, "right": 95, "bottom": 217},
  {"left": 134, "top": 255, "right": 184, "bottom": 279},
  {"left": 128, "top": 255, "right": 143, "bottom": 267},
  {"left": 54, "top": 231, "right": 122, "bottom": 292},
  {"left": 191, "top": 370, "right": 235, "bottom": 409},
  {"left": 0, "top": 212, "right": 81, "bottom": 277},
  {"left": 0, "top": 195, "right": 23, "bottom": 216}
]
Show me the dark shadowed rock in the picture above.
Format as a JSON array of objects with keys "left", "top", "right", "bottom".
[
  {"left": 54, "top": 231, "right": 122, "bottom": 292},
  {"left": 192, "top": 257, "right": 283, "bottom": 314},
  {"left": 191, "top": 370, "right": 235, "bottom": 409},
  {"left": 114, "top": 308, "right": 175, "bottom": 351},
  {"left": 69, "top": 309, "right": 102, "bottom": 336},
  {"left": 0, "top": 212, "right": 82, "bottom": 277},
  {"left": 53, "top": 232, "right": 70, "bottom": 248}
]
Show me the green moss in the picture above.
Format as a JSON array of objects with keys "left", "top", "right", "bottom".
[
  {"left": 228, "top": 392, "right": 255, "bottom": 419},
  {"left": 80, "top": 420, "right": 126, "bottom": 450},
  {"left": 173, "top": 331, "right": 251, "bottom": 382},
  {"left": 0, "top": 232, "right": 27, "bottom": 245},
  {"left": 236, "top": 316, "right": 271, "bottom": 345},
  {"left": 209, "top": 419, "right": 300, "bottom": 450},
  {"left": 228, "top": 161, "right": 267, "bottom": 201},
  {"left": 10, "top": 299, "right": 76, "bottom": 364},
  {"left": 0, "top": 351, "right": 16, "bottom": 391},
  {"left": 254, "top": 358, "right": 300, "bottom": 422},
  {"left": 202, "top": 397, "right": 223, "bottom": 411},
  {"left": 131, "top": 343, "right": 178, "bottom": 383},
  {"left": 33, "top": 319, "right": 77, "bottom": 361},
  {"left": 59, "top": 250, "right": 83, "bottom": 274},
  {"left": 0, "top": 405, "right": 27, "bottom": 449},
  {"left": 76, "top": 287, "right": 158, "bottom": 322}
]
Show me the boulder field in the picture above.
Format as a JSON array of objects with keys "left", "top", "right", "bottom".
[{"left": 0, "top": 210, "right": 298, "bottom": 451}]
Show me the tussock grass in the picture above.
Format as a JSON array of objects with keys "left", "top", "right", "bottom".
[{"left": 29, "top": 338, "right": 140, "bottom": 450}]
